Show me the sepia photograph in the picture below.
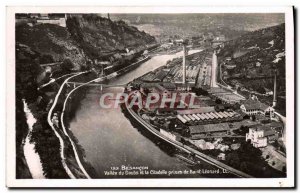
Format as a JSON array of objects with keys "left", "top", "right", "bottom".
[{"left": 6, "top": 6, "right": 295, "bottom": 188}]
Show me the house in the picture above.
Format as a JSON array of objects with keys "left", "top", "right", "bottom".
[
  {"left": 267, "top": 121, "right": 284, "bottom": 135},
  {"left": 217, "top": 153, "right": 226, "bottom": 161},
  {"left": 173, "top": 39, "right": 184, "bottom": 45},
  {"left": 256, "top": 62, "right": 261, "bottom": 67},
  {"left": 264, "top": 88, "right": 273, "bottom": 96},
  {"left": 246, "top": 125, "right": 278, "bottom": 148},
  {"left": 240, "top": 99, "right": 274, "bottom": 117},
  {"left": 36, "top": 14, "right": 67, "bottom": 27},
  {"left": 225, "top": 57, "right": 232, "bottom": 61},
  {"left": 29, "top": 13, "right": 40, "bottom": 18}
]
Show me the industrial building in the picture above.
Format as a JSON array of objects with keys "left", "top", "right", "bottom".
[
  {"left": 176, "top": 109, "right": 242, "bottom": 125},
  {"left": 208, "top": 87, "right": 245, "bottom": 104},
  {"left": 246, "top": 125, "right": 278, "bottom": 148},
  {"left": 240, "top": 99, "right": 275, "bottom": 116}
]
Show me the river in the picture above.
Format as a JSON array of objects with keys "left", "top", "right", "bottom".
[{"left": 69, "top": 50, "right": 210, "bottom": 178}]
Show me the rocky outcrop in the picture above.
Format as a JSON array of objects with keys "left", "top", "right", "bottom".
[
  {"left": 66, "top": 14, "right": 156, "bottom": 60},
  {"left": 16, "top": 14, "right": 156, "bottom": 69},
  {"left": 16, "top": 24, "right": 87, "bottom": 70}
]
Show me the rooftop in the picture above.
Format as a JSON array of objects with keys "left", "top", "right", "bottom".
[
  {"left": 251, "top": 125, "right": 277, "bottom": 137},
  {"left": 241, "top": 99, "right": 270, "bottom": 110},
  {"left": 189, "top": 123, "right": 231, "bottom": 134},
  {"left": 177, "top": 107, "right": 215, "bottom": 115}
]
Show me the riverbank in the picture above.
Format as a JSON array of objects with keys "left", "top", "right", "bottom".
[
  {"left": 68, "top": 50, "right": 203, "bottom": 178},
  {"left": 57, "top": 56, "right": 155, "bottom": 178}
]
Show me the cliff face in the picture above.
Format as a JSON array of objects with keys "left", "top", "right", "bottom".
[
  {"left": 16, "top": 24, "right": 87, "bottom": 70},
  {"left": 66, "top": 14, "right": 156, "bottom": 60},
  {"left": 16, "top": 14, "right": 156, "bottom": 69},
  {"left": 15, "top": 15, "right": 156, "bottom": 178}
]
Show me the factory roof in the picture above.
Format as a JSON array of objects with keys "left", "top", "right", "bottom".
[
  {"left": 268, "top": 121, "right": 283, "bottom": 128},
  {"left": 153, "top": 71, "right": 168, "bottom": 81},
  {"left": 177, "top": 107, "right": 215, "bottom": 115},
  {"left": 264, "top": 129, "right": 276, "bottom": 137},
  {"left": 241, "top": 99, "right": 270, "bottom": 111},
  {"left": 161, "top": 82, "right": 177, "bottom": 90},
  {"left": 250, "top": 125, "right": 276, "bottom": 137},
  {"left": 189, "top": 123, "right": 231, "bottom": 134}
]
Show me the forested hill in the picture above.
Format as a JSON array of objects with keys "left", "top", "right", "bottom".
[
  {"left": 16, "top": 14, "right": 156, "bottom": 69},
  {"left": 66, "top": 14, "right": 156, "bottom": 60},
  {"left": 15, "top": 14, "right": 156, "bottom": 178},
  {"left": 218, "top": 23, "right": 286, "bottom": 114}
]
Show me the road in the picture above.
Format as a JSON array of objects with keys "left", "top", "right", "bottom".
[
  {"left": 60, "top": 75, "right": 108, "bottom": 179},
  {"left": 47, "top": 72, "right": 88, "bottom": 179},
  {"left": 47, "top": 57, "right": 151, "bottom": 178},
  {"left": 38, "top": 72, "right": 78, "bottom": 90}
]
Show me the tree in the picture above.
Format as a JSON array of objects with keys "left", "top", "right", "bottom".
[
  {"left": 282, "top": 166, "right": 286, "bottom": 173},
  {"left": 40, "top": 54, "right": 54, "bottom": 64},
  {"left": 191, "top": 87, "right": 208, "bottom": 96},
  {"left": 215, "top": 98, "right": 222, "bottom": 104},
  {"left": 226, "top": 152, "right": 240, "bottom": 168},
  {"left": 272, "top": 161, "right": 276, "bottom": 166},
  {"left": 240, "top": 162, "right": 250, "bottom": 173},
  {"left": 61, "top": 59, "right": 74, "bottom": 72}
]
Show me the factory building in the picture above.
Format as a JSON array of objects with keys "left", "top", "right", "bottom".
[{"left": 240, "top": 99, "right": 274, "bottom": 117}]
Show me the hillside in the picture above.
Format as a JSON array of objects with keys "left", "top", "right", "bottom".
[
  {"left": 66, "top": 14, "right": 156, "bottom": 60},
  {"left": 110, "top": 13, "right": 284, "bottom": 41},
  {"left": 15, "top": 14, "right": 156, "bottom": 178},
  {"left": 16, "top": 14, "right": 156, "bottom": 69},
  {"left": 16, "top": 23, "right": 87, "bottom": 70},
  {"left": 218, "top": 23, "right": 286, "bottom": 114}
]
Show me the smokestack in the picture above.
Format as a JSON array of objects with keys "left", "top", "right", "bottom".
[
  {"left": 182, "top": 43, "right": 187, "bottom": 84},
  {"left": 273, "top": 69, "right": 277, "bottom": 107},
  {"left": 210, "top": 50, "right": 218, "bottom": 88}
]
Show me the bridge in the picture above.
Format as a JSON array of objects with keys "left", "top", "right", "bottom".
[{"left": 66, "top": 81, "right": 127, "bottom": 89}]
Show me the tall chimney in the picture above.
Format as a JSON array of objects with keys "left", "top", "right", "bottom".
[
  {"left": 182, "top": 43, "right": 187, "bottom": 84},
  {"left": 210, "top": 50, "right": 218, "bottom": 88},
  {"left": 272, "top": 69, "right": 277, "bottom": 107}
]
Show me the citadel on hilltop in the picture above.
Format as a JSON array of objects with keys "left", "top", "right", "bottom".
[{"left": 16, "top": 13, "right": 67, "bottom": 27}]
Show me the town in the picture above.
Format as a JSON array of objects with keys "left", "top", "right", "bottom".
[
  {"left": 124, "top": 38, "right": 286, "bottom": 177},
  {"left": 14, "top": 11, "right": 289, "bottom": 181}
]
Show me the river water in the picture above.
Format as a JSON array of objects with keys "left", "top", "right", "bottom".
[{"left": 70, "top": 50, "right": 209, "bottom": 178}]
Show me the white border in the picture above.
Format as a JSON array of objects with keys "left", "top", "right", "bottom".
[{"left": 6, "top": 6, "right": 294, "bottom": 188}]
